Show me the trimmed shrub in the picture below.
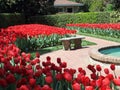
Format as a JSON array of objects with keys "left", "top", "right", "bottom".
[
  {"left": 75, "top": 12, "right": 110, "bottom": 23},
  {"left": 110, "top": 11, "right": 120, "bottom": 23},
  {"left": 29, "top": 13, "right": 75, "bottom": 27},
  {"left": 30, "top": 12, "right": 110, "bottom": 27},
  {"left": 0, "top": 13, "right": 25, "bottom": 28}
]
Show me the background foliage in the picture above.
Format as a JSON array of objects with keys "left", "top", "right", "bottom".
[
  {"left": 30, "top": 12, "right": 110, "bottom": 27},
  {"left": 69, "top": 0, "right": 120, "bottom": 12},
  {"left": 0, "top": 13, "right": 25, "bottom": 28},
  {"left": 110, "top": 11, "right": 120, "bottom": 23},
  {"left": 0, "top": 0, "right": 55, "bottom": 14},
  {"left": 0, "top": 11, "right": 120, "bottom": 28},
  {"left": 0, "top": 12, "right": 112, "bottom": 28},
  {"left": 0, "top": 0, "right": 56, "bottom": 22}
]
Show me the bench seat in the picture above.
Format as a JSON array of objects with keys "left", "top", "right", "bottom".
[{"left": 60, "top": 36, "right": 85, "bottom": 50}]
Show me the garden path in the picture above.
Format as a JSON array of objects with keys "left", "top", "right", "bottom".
[{"left": 40, "top": 36, "right": 120, "bottom": 76}]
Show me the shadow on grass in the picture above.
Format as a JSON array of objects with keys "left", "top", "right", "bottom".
[{"left": 28, "top": 45, "right": 63, "bottom": 59}]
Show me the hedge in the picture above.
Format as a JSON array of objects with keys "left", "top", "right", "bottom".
[
  {"left": 0, "top": 12, "right": 119, "bottom": 28},
  {"left": 110, "top": 11, "right": 120, "bottom": 23},
  {"left": 29, "top": 13, "right": 75, "bottom": 27},
  {"left": 0, "top": 13, "right": 25, "bottom": 28},
  {"left": 30, "top": 12, "right": 110, "bottom": 27}
]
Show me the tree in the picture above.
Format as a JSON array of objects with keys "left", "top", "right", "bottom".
[
  {"left": 89, "top": 0, "right": 104, "bottom": 12},
  {"left": 74, "top": 0, "right": 93, "bottom": 12},
  {"left": 0, "top": 0, "right": 56, "bottom": 15},
  {"left": 0, "top": 0, "right": 16, "bottom": 13},
  {"left": 0, "top": 0, "right": 56, "bottom": 22},
  {"left": 69, "top": 0, "right": 120, "bottom": 12},
  {"left": 112, "top": 0, "right": 120, "bottom": 11}
]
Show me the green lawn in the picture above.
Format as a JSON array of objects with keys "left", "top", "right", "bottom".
[
  {"left": 29, "top": 40, "right": 96, "bottom": 59},
  {"left": 78, "top": 32, "right": 120, "bottom": 43}
]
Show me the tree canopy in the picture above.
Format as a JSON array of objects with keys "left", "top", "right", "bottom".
[
  {"left": 70, "top": 0, "right": 120, "bottom": 11},
  {"left": 0, "top": 0, "right": 56, "bottom": 15}
]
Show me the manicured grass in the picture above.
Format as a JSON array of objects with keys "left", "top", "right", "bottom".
[
  {"left": 78, "top": 32, "right": 120, "bottom": 43},
  {"left": 29, "top": 40, "right": 96, "bottom": 58},
  {"left": 82, "top": 40, "right": 96, "bottom": 46}
]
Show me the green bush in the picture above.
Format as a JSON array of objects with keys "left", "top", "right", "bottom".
[
  {"left": 110, "top": 11, "right": 120, "bottom": 23},
  {"left": 75, "top": 12, "right": 110, "bottom": 23},
  {"left": 89, "top": 0, "right": 104, "bottom": 12},
  {"left": 0, "top": 13, "right": 25, "bottom": 28},
  {"left": 73, "top": 12, "right": 98, "bottom": 23},
  {"left": 0, "top": 12, "right": 113, "bottom": 28},
  {"left": 104, "top": 4, "right": 114, "bottom": 11},
  {"left": 30, "top": 12, "right": 110, "bottom": 27},
  {"left": 96, "top": 12, "right": 110, "bottom": 23},
  {"left": 30, "top": 13, "right": 75, "bottom": 27}
]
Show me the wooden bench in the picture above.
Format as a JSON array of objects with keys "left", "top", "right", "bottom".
[{"left": 60, "top": 36, "right": 85, "bottom": 50}]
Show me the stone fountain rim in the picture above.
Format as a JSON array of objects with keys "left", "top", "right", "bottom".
[{"left": 89, "top": 45, "right": 120, "bottom": 65}]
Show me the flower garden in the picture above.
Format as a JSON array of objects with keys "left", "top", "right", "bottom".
[
  {"left": 6, "top": 24, "right": 76, "bottom": 51},
  {"left": 0, "top": 23, "right": 120, "bottom": 90},
  {"left": 67, "top": 23, "right": 120, "bottom": 40}
]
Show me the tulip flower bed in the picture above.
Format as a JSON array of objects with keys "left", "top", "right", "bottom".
[
  {"left": 67, "top": 23, "right": 120, "bottom": 39},
  {"left": 6, "top": 24, "right": 76, "bottom": 51},
  {"left": 1, "top": 27, "right": 120, "bottom": 90}
]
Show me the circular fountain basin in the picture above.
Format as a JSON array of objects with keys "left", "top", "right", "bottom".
[{"left": 89, "top": 45, "right": 120, "bottom": 65}]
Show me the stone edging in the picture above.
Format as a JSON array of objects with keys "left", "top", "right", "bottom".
[{"left": 89, "top": 45, "right": 120, "bottom": 65}]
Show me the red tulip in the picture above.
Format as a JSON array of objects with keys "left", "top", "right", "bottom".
[
  {"left": 46, "top": 56, "right": 51, "bottom": 61},
  {"left": 60, "top": 62, "right": 67, "bottom": 68},
  {"left": 63, "top": 72, "right": 72, "bottom": 82},
  {"left": 96, "top": 79, "right": 102, "bottom": 87},
  {"left": 57, "top": 58, "right": 61, "bottom": 64},
  {"left": 42, "top": 85, "right": 52, "bottom": 90},
  {"left": 77, "top": 73, "right": 84, "bottom": 82},
  {"left": 110, "top": 64, "right": 115, "bottom": 70},
  {"left": 72, "top": 83, "right": 81, "bottom": 90},
  {"left": 34, "top": 85, "right": 41, "bottom": 90},
  {"left": 0, "top": 79, "right": 7, "bottom": 87},
  {"left": 106, "top": 74, "right": 114, "bottom": 80},
  {"left": 34, "top": 69, "right": 42, "bottom": 77},
  {"left": 83, "top": 76, "right": 90, "bottom": 86},
  {"left": 104, "top": 68, "right": 109, "bottom": 74},
  {"left": 6, "top": 74, "right": 16, "bottom": 84},
  {"left": 0, "top": 68, "right": 5, "bottom": 77},
  {"left": 78, "top": 67, "right": 83, "bottom": 72},
  {"left": 36, "top": 52, "right": 40, "bottom": 58},
  {"left": 36, "top": 65, "right": 41, "bottom": 70},
  {"left": 19, "top": 85, "right": 29, "bottom": 90},
  {"left": 96, "top": 64, "right": 102, "bottom": 71},
  {"left": 6, "top": 24, "right": 76, "bottom": 37},
  {"left": 102, "top": 78, "right": 110, "bottom": 86},
  {"left": 85, "top": 86, "right": 94, "bottom": 90},
  {"left": 45, "top": 76, "right": 53, "bottom": 84},
  {"left": 113, "top": 78, "right": 120, "bottom": 86},
  {"left": 66, "top": 23, "right": 120, "bottom": 30},
  {"left": 55, "top": 73, "right": 63, "bottom": 80},
  {"left": 87, "top": 65, "right": 96, "bottom": 73},
  {"left": 29, "top": 78, "right": 36, "bottom": 87},
  {"left": 90, "top": 73, "right": 97, "bottom": 80},
  {"left": 19, "top": 78, "right": 27, "bottom": 85},
  {"left": 100, "top": 85, "right": 111, "bottom": 90},
  {"left": 90, "top": 80, "right": 96, "bottom": 87}
]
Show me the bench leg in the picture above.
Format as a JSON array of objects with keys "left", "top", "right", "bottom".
[
  {"left": 62, "top": 40, "right": 71, "bottom": 50},
  {"left": 74, "top": 39, "right": 82, "bottom": 49}
]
